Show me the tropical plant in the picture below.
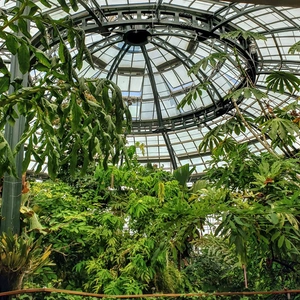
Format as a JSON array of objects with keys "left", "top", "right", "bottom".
[
  {"left": 2, "top": 14, "right": 300, "bottom": 296},
  {"left": 0, "top": 232, "right": 51, "bottom": 293},
  {"left": 0, "top": 2, "right": 132, "bottom": 293},
  {"left": 184, "top": 235, "right": 244, "bottom": 293},
  {"left": 1, "top": 58, "right": 131, "bottom": 179},
  {"left": 175, "top": 32, "right": 300, "bottom": 293},
  {"left": 17, "top": 148, "right": 300, "bottom": 296},
  {"left": 184, "top": 32, "right": 300, "bottom": 160},
  {"left": 173, "top": 163, "right": 196, "bottom": 188},
  {"left": 18, "top": 161, "right": 198, "bottom": 293}
]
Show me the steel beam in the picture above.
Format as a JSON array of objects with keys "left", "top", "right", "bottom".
[
  {"left": 107, "top": 43, "right": 131, "bottom": 80},
  {"left": 221, "top": 0, "right": 300, "bottom": 7},
  {"left": 141, "top": 45, "right": 178, "bottom": 170}
]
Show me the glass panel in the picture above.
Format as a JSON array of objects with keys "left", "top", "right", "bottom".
[{"left": 2, "top": 1, "right": 300, "bottom": 176}]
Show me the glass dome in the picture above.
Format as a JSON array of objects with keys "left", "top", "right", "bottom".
[{"left": 1, "top": 0, "right": 300, "bottom": 178}]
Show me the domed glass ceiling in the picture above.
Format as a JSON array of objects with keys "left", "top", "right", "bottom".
[{"left": 1, "top": 0, "right": 300, "bottom": 178}]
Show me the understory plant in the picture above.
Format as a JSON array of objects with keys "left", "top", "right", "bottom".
[
  {"left": 0, "top": 232, "right": 51, "bottom": 293},
  {"left": 20, "top": 145, "right": 300, "bottom": 296}
]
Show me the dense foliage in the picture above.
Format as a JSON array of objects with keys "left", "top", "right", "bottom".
[
  {"left": 16, "top": 146, "right": 300, "bottom": 298},
  {"left": 0, "top": 0, "right": 300, "bottom": 298},
  {"left": 0, "top": 0, "right": 131, "bottom": 282},
  {"left": 0, "top": 0, "right": 131, "bottom": 179}
]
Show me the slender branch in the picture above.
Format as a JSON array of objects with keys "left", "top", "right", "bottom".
[
  {"left": 233, "top": 47, "right": 269, "bottom": 119},
  {"left": 233, "top": 47, "right": 299, "bottom": 157},
  {"left": 242, "top": 264, "right": 248, "bottom": 289},
  {"left": 0, "top": 84, "right": 74, "bottom": 107},
  {"left": 272, "top": 258, "right": 296, "bottom": 272},
  {"left": 0, "top": 0, "right": 28, "bottom": 32},
  {"left": 231, "top": 97, "right": 279, "bottom": 158}
]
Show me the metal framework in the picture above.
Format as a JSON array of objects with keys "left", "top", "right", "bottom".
[
  {"left": 1, "top": 0, "right": 300, "bottom": 176},
  {"left": 223, "top": 0, "right": 300, "bottom": 7}
]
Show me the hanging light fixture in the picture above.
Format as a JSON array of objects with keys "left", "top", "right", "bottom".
[{"left": 123, "top": 25, "right": 152, "bottom": 46}]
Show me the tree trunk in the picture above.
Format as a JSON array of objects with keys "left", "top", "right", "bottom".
[{"left": 0, "top": 272, "right": 24, "bottom": 300}]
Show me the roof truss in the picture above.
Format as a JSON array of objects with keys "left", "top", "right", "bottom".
[{"left": 223, "top": 0, "right": 300, "bottom": 7}]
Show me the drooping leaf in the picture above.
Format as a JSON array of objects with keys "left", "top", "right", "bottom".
[
  {"left": 17, "top": 42, "right": 30, "bottom": 74},
  {"left": 57, "top": 0, "right": 70, "bottom": 13},
  {"left": 58, "top": 41, "right": 67, "bottom": 63},
  {"left": 189, "top": 53, "right": 228, "bottom": 74},
  {"left": 266, "top": 71, "right": 300, "bottom": 94},
  {"left": 28, "top": 3, "right": 39, "bottom": 16},
  {"left": 0, "top": 56, "right": 9, "bottom": 75},
  {"left": 71, "top": 95, "right": 84, "bottom": 131},
  {"left": 289, "top": 41, "right": 300, "bottom": 55},
  {"left": 8, "top": 23, "right": 19, "bottom": 33},
  {"left": 18, "top": 18, "right": 31, "bottom": 39},
  {"left": 221, "top": 30, "right": 267, "bottom": 41},
  {"left": 22, "top": 138, "right": 33, "bottom": 172},
  {"left": 278, "top": 235, "right": 285, "bottom": 248},
  {"left": 69, "top": 0, "right": 79, "bottom": 12},
  {"left": 83, "top": 43, "right": 95, "bottom": 69},
  {"left": 0, "top": 75, "right": 10, "bottom": 94},
  {"left": 5, "top": 34, "right": 19, "bottom": 55},
  {"left": 34, "top": 49, "right": 51, "bottom": 68}
]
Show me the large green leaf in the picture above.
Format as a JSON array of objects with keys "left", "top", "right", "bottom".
[
  {"left": 18, "top": 18, "right": 31, "bottom": 39},
  {"left": 0, "top": 57, "right": 9, "bottom": 75},
  {"left": 69, "top": 0, "right": 79, "bottom": 12},
  {"left": 0, "top": 75, "right": 10, "bottom": 94},
  {"left": 58, "top": 41, "right": 68, "bottom": 63},
  {"left": 5, "top": 34, "right": 19, "bottom": 55},
  {"left": 57, "top": 0, "right": 70, "bottom": 12},
  {"left": 22, "top": 138, "right": 33, "bottom": 173},
  {"left": 173, "top": 164, "right": 196, "bottom": 187},
  {"left": 17, "top": 41, "right": 30, "bottom": 74},
  {"left": 289, "top": 41, "right": 300, "bottom": 54},
  {"left": 266, "top": 71, "right": 300, "bottom": 94},
  {"left": 70, "top": 93, "right": 83, "bottom": 131},
  {"left": 34, "top": 49, "right": 51, "bottom": 68}
]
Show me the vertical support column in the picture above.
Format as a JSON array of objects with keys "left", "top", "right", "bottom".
[
  {"left": 0, "top": 6, "right": 28, "bottom": 235},
  {"left": 141, "top": 45, "right": 178, "bottom": 170}
]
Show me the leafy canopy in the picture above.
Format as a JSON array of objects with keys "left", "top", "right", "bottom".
[{"left": 0, "top": 0, "right": 132, "bottom": 178}]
